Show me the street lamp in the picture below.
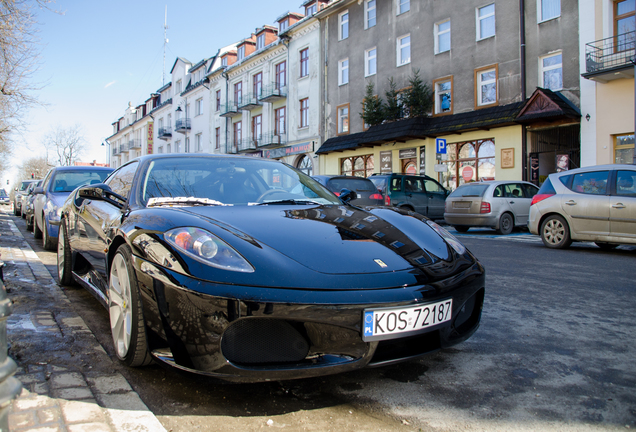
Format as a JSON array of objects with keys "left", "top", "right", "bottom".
[{"left": 101, "top": 139, "right": 111, "bottom": 167}]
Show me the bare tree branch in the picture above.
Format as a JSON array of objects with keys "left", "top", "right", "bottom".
[{"left": 44, "top": 124, "right": 86, "bottom": 166}]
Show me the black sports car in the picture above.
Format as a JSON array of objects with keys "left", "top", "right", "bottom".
[{"left": 58, "top": 154, "right": 485, "bottom": 382}]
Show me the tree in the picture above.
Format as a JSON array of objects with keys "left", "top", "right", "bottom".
[
  {"left": 17, "top": 156, "right": 50, "bottom": 181},
  {"left": 44, "top": 124, "right": 86, "bottom": 166},
  {"left": 403, "top": 69, "right": 433, "bottom": 118},
  {"left": 383, "top": 77, "right": 403, "bottom": 122},
  {"left": 359, "top": 81, "right": 384, "bottom": 127}
]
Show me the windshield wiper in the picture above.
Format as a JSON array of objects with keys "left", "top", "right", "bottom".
[
  {"left": 254, "top": 199, "right": 323, "bottom": 206},
  {"left": 147, "top": 197, "right": 228, "bottom": 207}
]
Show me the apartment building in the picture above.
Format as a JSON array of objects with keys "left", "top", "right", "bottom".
[
  {"left": 315, "top": 0, "right": 581, "bottom": 188},
  {"left": 109, "top": 98, "right": 156, "bottom": 169},
  {"left": 580, "top": 0, "right": 636, "bottom": 166}
]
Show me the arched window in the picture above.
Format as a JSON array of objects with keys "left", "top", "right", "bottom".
[
  {"left": 341, "top": 154, "right": 374, "bottom": 177},
  {"left": 296, "top": 155, "right": 313, "bottom": 176},
  {"left": 442, "top": 139, "right": 496, "bottom": 190}
]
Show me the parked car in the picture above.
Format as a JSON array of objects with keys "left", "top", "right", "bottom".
[
  {"left": 312, "top": 175, "right": 383, "bottom": 206},
  {"left": 528, "top": 164, "right": 636, "bottom": 249},
  {"left": 369, "top": 173, "right": 449, "bottom": 219},
  {"left": 24, "top": 180, "right": 42, "bottom": 231},
  {"left": 0, "top": 188, "right": 9, "bottom": 206},
  {"left": 33, "top": 166, "right": 113, "bottom": 250},
  {"left": 57, "top": 154, "right": 485, "bottom": 382},
  {"left": 13, "top": 179, "right": 38, "bottom": 216},
  {"left": 444, "top": 180, "right": 539, "bottom": 235}
]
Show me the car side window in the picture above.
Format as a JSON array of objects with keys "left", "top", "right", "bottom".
[
  {"left": 405, "top": 178, "right": 423, "bottom": 193},
  {"left": 615, "top": 170, "right": 636, "bottom": 197},
  {"left": 390, "top": 178, "right": 402, "bottom": 192},
  {"left": 493, "top": 185, "right": 505, "bottom": 197},
  {"left": 571, "top": 171, "right": 609, "bottom": 195},
  {"left": 424, "top": 179, "right": 445, "bottom": 194},
  {"left": 105, "top": 162, "right": 138, "bottom": 199},
  {"left": 504, "top": 184, "right": 523, "bottom": 198},
  {"left": 522, "top": 184, "right": 539, "bottom": 198},
  {"left": 41, "top": 170, "right": 54, "bottom": 191}
]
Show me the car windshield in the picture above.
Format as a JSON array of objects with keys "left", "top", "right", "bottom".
[
  {"left": 50, "top": 170, "right": 111, "bottom": 193},
  {"left": 19, "top": 181, "right": 32, "bottom": 191},
  {"left": 141, "top": 157, "right": 341, "bottom": 207},
  {"left": 448, "top": 184, "right": 490, "bottom": 198},
  {"left": 0, "top": 189, "right": 7, "bottom": 198},
  {"left": 326, "top": 178, "right": 375, "bottom": 193}
]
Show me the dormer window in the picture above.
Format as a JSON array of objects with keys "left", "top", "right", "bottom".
[
  {"left": 222, "top": 57, "right": 228, "bottom": 67},
  {"left": 175, "top": 79, "right": 182, "bottom": 94},
  {"left": 280, "top": 18, "right": 289, "bottom": 32},
  {"left": 306, "top": 3, "right": 317, "bottom": 15},
  {"left": 257, "top": 33, "right": 265, "bottom": 50},
  {"left": 238, "top": 45, "right": 245, "bottom": 61}
]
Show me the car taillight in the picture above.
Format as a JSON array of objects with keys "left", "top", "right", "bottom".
[
  {"left": 531, "top": 193, "right": 555, "bottom": 206},
  {"left": 370, "top": 193, "right": 382, "bottom": 200},
  {"left": 333, "top": 191, "right": 340, "bottom": 197},
  {"left": 384, "top": 195, "right": 391, "bottom": 206},
  {"left": 480, "top": 202, "right": 491, "bottom": 214}
]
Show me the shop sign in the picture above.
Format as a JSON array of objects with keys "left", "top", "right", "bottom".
[
  {"left": 399, "top": 148, "right": 417, "bottom": 159},
  {"left": 380, "top": 151, "right": 392, "bottom": 173},
  {"left": 461, "top": 165, "right": 474, "bottom": 182},
  {"left": 419, "top": 147, "right": 426, "bottom": 175},
  {"left": 147, "top": 122, "right": 154, "bottom": 154},
  {"left": 263, "top": 142, "right": 313, "bottom": 159}
]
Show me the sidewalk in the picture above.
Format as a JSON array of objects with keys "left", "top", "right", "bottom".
[{"left": 0, "top": 212, "right": 166, "bottom": 432}]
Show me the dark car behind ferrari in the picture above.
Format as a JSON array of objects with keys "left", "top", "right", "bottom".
[
  {"left": 58, "top": 154, "right": 485, "bottom": 382},
  {"left": 312, "top": 175, "right": 383, "bottom": 206}
]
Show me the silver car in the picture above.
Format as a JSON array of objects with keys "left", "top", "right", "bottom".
[
  {"left": 444, "top": 180, "right": 539, "bottom": 235},
  {"left": 528, "top": 164, "right": 636, "bottom": 249}
]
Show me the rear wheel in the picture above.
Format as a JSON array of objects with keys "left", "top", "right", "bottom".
[
  {"left": 541, "top": 215, "right": 572, "bottom": 249},
  {"left": 496, "top": 213, "right": 514, "bottom": 235},
  {"left": 454, "top": 225, "right": 470, "bottom": 233},
  {"left": 595, "top": 242, "right": 618, "bottom": 250},
  {"left": 57, "top": 219, "right": 74, "bottom": 286},
  {"left": 13, "top": 204, "right": 20, "bottom": 217},
  {"left": 108, "top": 245, "right": 152, "bottom": 367},
  {"left": 26, "top": 216, "right": 33, "bottom": 232},
  {"left": 42, "top": 220, "right": 56, "bottom": 251}
]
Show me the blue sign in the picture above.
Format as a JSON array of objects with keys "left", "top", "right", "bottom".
[
  {"left": 436, "top": 138, "right": 447, "bottom": 154},
  {"left": 363, "top": 311, "right": 374, "bottom": 337}
]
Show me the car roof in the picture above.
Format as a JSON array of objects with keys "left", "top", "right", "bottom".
[
  {"left": 313, "top": 175, "right": 374, "bottom": 180},
  {"left": 50, "top": 166, "right": 113, "bottom": 171},
  {"left": 455, "top": 180, "right": 536, "bottom": 187},
  {"left": 550, "top": 164, "right": 636, "bottom": 177}
]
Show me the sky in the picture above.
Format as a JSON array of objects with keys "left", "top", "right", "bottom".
[{"left": 9, "top": 0, "right": 304, "bottom": 186}]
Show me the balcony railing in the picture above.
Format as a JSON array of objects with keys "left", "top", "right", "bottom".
[
  {"left": 225, "top": 141, "right": 239, "bottom": 154},
  {"left": 112, "top": 146, "right": 119, "bottom": 156},
  {"left": 220, "top": 101, "right": 241, "bottom": 117},
  {"left": 175, "top": 118, "right": 191, "bottom": 133},
  {"left": 158, "top": 127, "right": 172, "bottom": 140},
  {"left": 238, "top": 93, "right": 262, "bottom": 110},
  {"left": 258, "top": 83, "right": 287, "bottom": 102},
  {"left": 129, "top": 139, "right": 142, "bottom": 150},
  {"left": 585, "top": 30, "right": 635, "bottom": 74},
  {"left": 259, "top": 132, "right": 287, "bottom": 148},
  {"left": 238, "top": 136, "right": 260, "bottom": 152}
]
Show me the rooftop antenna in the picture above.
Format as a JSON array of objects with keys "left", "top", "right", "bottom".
[{"left": 163, "top": 5, "right": 169, "bottom": 86}]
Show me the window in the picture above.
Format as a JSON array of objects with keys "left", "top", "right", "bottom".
[
  {"left": 280, "top": 18, "right": 289, "bottom": 32},
  {"left": 195, "top": 134, "right": 202, "bottom": 152},
  {"left": 540, "top": 52, "right": 563, "bottom": 91},
  {"left": 216, "top": 90, "right": 221, "bottom": 111},
  {"left": 167, "top": 143, "right": 172, "bottom": 153},
  {"left": 341, "top": 155, "right": 374, "bottom": 177},
  {"left": 276, "top": 61, "right": 287, "bottom": 89},
  {"left": 106, "top": 162, "right": 138, "bottom": 199},
  {"left": 337, "top": 104, "right": 349, "bottom": 135},
  {"left": 175, "top": 141, "right": 180, "bottom": 153},
  {"left": 616, "top": 170, "right": 636, "bottom": 196},
  {"left": 475, "top": 65, "right": 498, "bottom": 108},
  {"left": 234, "top": 81, "right": 242, "bottom": 104},
  {"left": 185, "top": 137, "right": 190, "bottom": 153},
  {"left": 615, "top": 0, "right": 635, "bottom": 51},
  {"left": 339, "top": 11, "right": 349, "bottom": 40},
  {"left": 477, "top": 4, "right": 495, "bottom": 40},
  {"left": 433, "top": 76, "right": 453, "bottom": 115},
  {"left": 275, "top": 107, "right": 286, "bottom": 135},
  {"left": 300, "top": 98, "right": 309, "bottom": 128},
  {"left": 175, "top": 80, "right": 182, "bottom": 94},
  {"left": 306, "top": 3, "right": 317, "bottom": 15},
  {"left": 615, "top": 134, "right": 635, "bottom": 164},
  {"left": 252, "top": 115, "right": 262, "bottom": 140},
  {"left": 338, "top": 59, "right": 349, "bottom": 85},
  {"left": 297, "top": 155, "right": 313, "bottom": 176},
  {"left": 300, "top": 48, "right": 309, "bottom": 77},
  {"left": 222, "top": 57, "right": 228, "bottom": 67},
  {"left": 257, "top": 33, "right": 265, "bottom": 50},
  {"left": 195, "top": 98, "right": 203, "bottom": 116},
  {"left": 441, "top": 140, "right": 496, "bottom": 190},
  {"left": 435, "top": 20, "right": 451, "bottom": 54},
  {"left": 397, "top": 35, "right": 411, "bottom": 66},
  {"left": 572, "top": 171, "right": 609, "bottom": 195},
  {"left": 398, "top": 0, "right": 410, "bottom": 14},
  {"left": 233, "top": 121, "right": 242, "bottom": 145},
  {"left": 539, "top": 0, "right": 560, "bottom": 22},
  {"left": 237, "top": 45, "right": 245, "bottom": 61},
  {"left": 365, "top": 48, "right": 377, "bottom": 76},
  {"left": 365, "top": 0, "right": 376, "bottom": 29},
  {"left": 253, "top": 72, "right": 262, "bottom": 97},
  {"left": 215, "top": 127, "right": 220, "bottom": 150}
]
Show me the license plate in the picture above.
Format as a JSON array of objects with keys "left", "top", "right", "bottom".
[
  {"left": 362, "top": 299, "right": 452, "bottom": 342},
  {"left": 453, "top": 201, "right": 471, "bottom": 209}
]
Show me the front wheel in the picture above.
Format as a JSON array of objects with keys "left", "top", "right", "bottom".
[
  {"left": 109, "top": 245, "right": 152, "bottom": 367},
  {"left": 454, "top": 225, "right": 470, "bottom": 233},
  {"left": 496, "top": 213, "right": 514, "bottom": 235},
  {"left": 541, "top": 215, "right": 572, "bottom": 249},
  {"left": 33, "top": 217, "right": 43, "bottom": 239},
  {"left": 57, "top": 219, "right": 74, "bottom": 286},
  {"left": 42, "top": 220, "right": 56, "bottom": 251}
]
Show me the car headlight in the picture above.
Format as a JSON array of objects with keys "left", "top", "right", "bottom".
[
  {"left": 164, "top": 227, "right": 254, "bottom": 273},
  {"left": 425, "top": 220, "right": 466, "bottom": 256}
]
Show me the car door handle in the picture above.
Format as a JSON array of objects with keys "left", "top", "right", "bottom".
[
  {"left": 508, "top": 200, "right": 515, "bottom": 204},
  {"left": 612, "top": 203, "right": 625, "bottom": 209},
  {"left": 565, "top": 200, "right": 577, "bottom": 206}
]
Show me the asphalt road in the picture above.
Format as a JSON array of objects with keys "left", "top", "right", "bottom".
[{"left": 13, "top": 212, "right": 636, "bottom": 432}]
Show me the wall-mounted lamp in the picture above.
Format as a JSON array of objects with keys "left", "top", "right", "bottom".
[
  {"left": 176, "top": 106, "right": 182, "bottom": 112},
  {"left": 585, "top": 113, "right": 591, "bottom": 121}
]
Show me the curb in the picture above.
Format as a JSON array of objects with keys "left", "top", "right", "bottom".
[{"left": 2, "top": 217, "right": 166, "bottom": 432}]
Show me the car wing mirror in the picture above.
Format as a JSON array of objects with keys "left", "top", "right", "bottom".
[
  {"left": 33, "top": 186, "right": 44, "bottom": 195},
  {"left": 339, "top": 188, "right": 357, "bottom": 203},
  {"left": 78, "top": 183, "right": 126, "bottom": 209}
]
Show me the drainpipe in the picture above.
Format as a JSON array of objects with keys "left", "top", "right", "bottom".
[
  {"left": 221, "top": 67, "right": 230, "bottom": 154},
  {"left": 520, "top": 0, "right": 528, "bottom": 180}
]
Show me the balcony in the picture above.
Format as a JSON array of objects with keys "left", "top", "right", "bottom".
[
  {"left": 583, "top": 31, "right": 635, "bottom": 83},
  {"left": 225, "top": 142, "right": 239, "bottom": 154},
  {"left": 175, "top": 118, "right": 191, "bottom": 133},
  {"left": 259, "top": 132, "right": 287, "bottom": 148},
  {"left": 258, "top": 83, "right": 287, "bottom": 102},
  {"left": 238, "top": 136, "right": 259, "bottom": 153},
  {"left": 129, "top": 139, "right": 142, "bottom": 150},
  {"left": 220, "top": 101, "right": 241, "bottom": 117},
  {"left": 158, "top": 127, "right": 172, "bottom": 140},
  {"left": 112, "top": 146, "right": 120, "bottom": 156},
  {"left": 238, "top": 93, "right": 262, "bottom": 110}
]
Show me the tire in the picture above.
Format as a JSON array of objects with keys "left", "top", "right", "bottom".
[
  {"left": 109, "top": 245, "right": 152, "bottom": 367},
  {"left": 57, "top": 219, "right": 74, "bottom": 286},
  {"left": 33, "top": 217, "right": 43, "bottom": 239},
  {"left": 541, "top": 215, "right": 572, "bottom": 249},
  {"left": 42, "top": 220, "right": 56, "bottom": 251},
  {"left": 21, "top": 212, "right": 26, "bottom": 219},
  {"left": 595, "top": 242, "right": 618, "bottom": 250},
  {"left": 26, "top": 216, "right": 33, "bottom": 232},
  {"left": 13, "top": 204, "right": 20, "bottom": 217},
  {"left": 496, "top": 213, "right": 514, "bottom": 235},
  {"left": 454, "top": 225, "right": 470, "bottom": 233}
]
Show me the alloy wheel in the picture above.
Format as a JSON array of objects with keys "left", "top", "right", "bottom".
[
  {"left": 57, "top": 227, "right": 65, "bottom": 281},
  {"left": 109, "top": 254, "right": 133, "bottom": 359},
  {"left": 543, "top": 218, "right": 565, "bottom": 245}
]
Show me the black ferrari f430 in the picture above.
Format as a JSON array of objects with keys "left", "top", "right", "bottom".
[{"left": 58, "top": 154, "right": 485, "bottom": 382}]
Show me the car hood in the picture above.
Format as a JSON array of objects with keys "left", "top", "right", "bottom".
[
  {"left": 46, "top": 192, "right": 70, "bottom": 211},
  {"left": 178, "top": 204, "right": 454, "bottom": 275}
]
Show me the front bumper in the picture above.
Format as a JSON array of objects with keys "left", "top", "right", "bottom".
[{"left": 133, "top": 256, "right": 485, "bottom": 382}]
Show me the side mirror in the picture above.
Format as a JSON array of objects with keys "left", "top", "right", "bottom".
[
  {"left": 78, "top": 183, "right": 126, "bottom": 208},
  {"left": 33, "top": 187, "right": 44, "bottom": 195},
  {"left": 339, "top": 188, "right": 357, "bottom": 203}
]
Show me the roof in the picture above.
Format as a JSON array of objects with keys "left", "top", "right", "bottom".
[
  {"left": 169, "top": 57, "right": 191, "bottom": 74},
  {"left": 516, "top": 88, "right": 581, "bottom": 123}
]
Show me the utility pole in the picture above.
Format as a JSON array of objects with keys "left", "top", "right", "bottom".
[{"left": 163, "top": 5, "right": 169, "bottom": 86}]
